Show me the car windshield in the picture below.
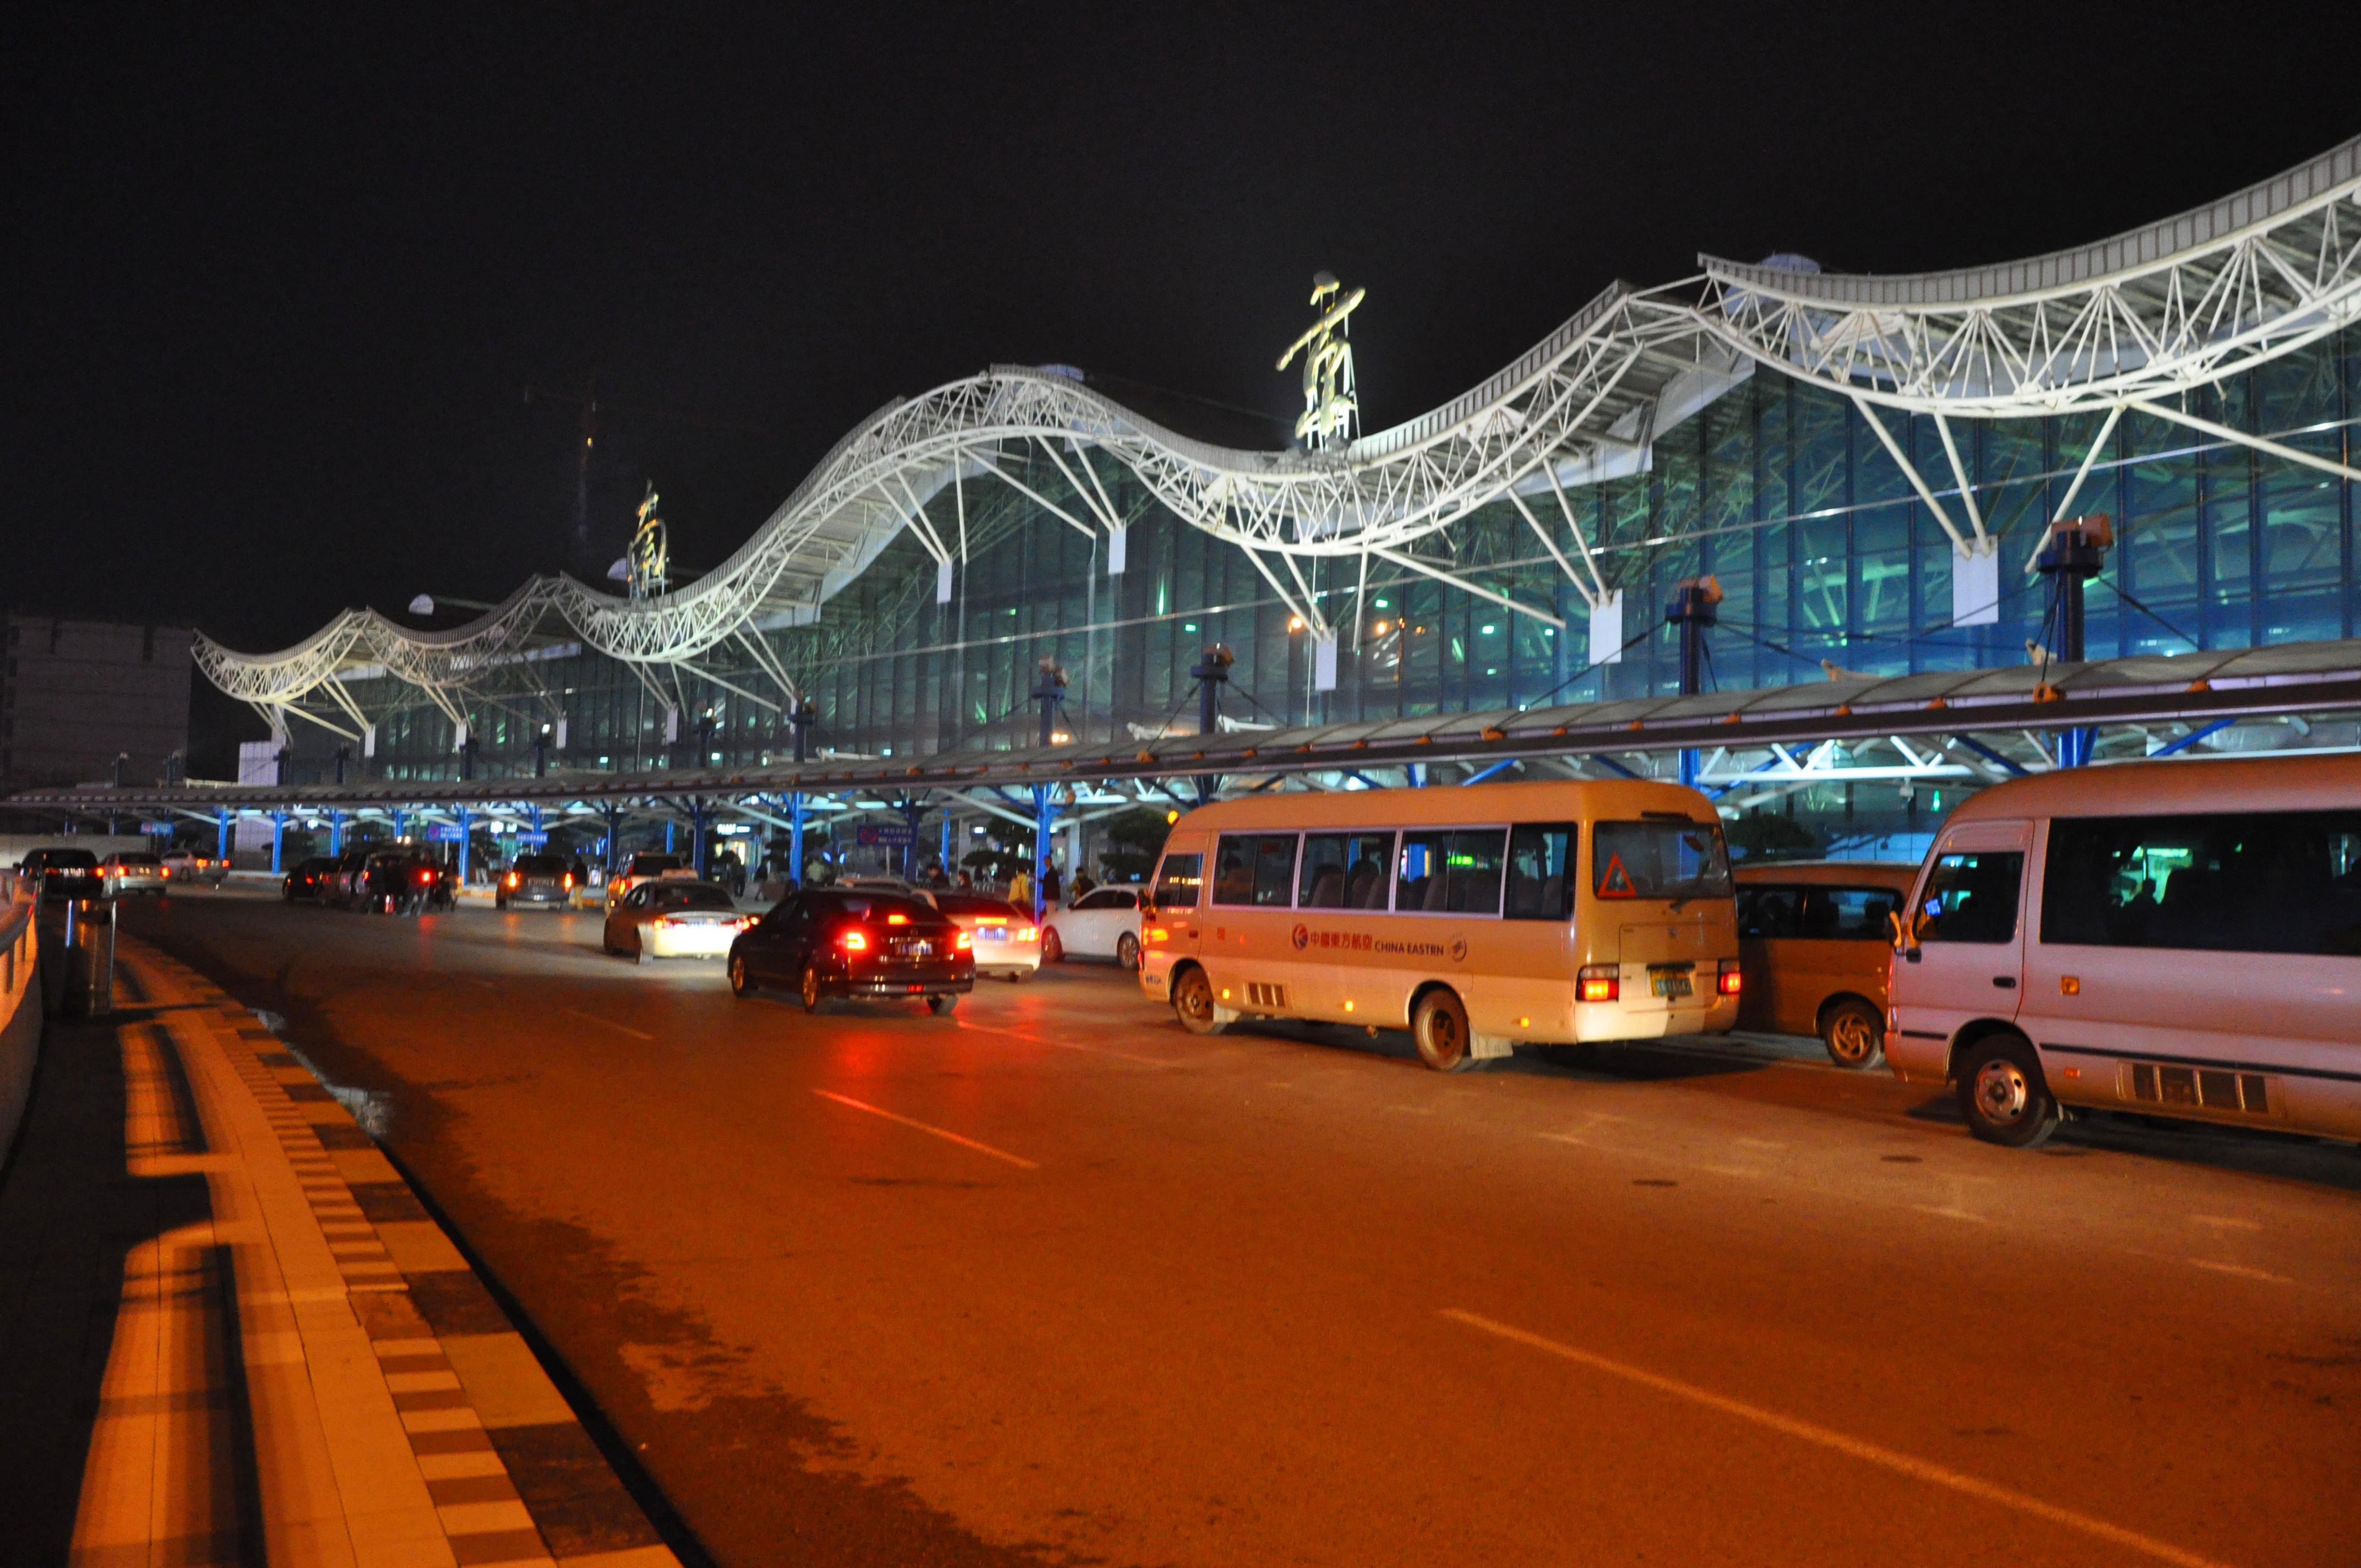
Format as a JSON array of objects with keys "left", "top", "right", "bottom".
[
  {"left": 932, "top": 894, "right": 1020, "bottom": 917},
  {"left": 627, "top": 854, "right": 685, "bottom": 876},
  {"left": 1593, "top": 820, "right": 1733, "bottom": 901},
  {"left": 513, "top": 854, "right": 567, "bottom": 874},
  {"left": 652, "top": 884, "right": 735, "bottom": 911},
  {"left": 116, "top": 853, "right": 161, "bottom": 867},
  {"left": 44, "top": 850, "right": 99, "bottom": 869},
  {"left": 824, "top": 892, "right": 939, "bottom": 925}
]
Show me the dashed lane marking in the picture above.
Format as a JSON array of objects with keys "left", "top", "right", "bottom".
[
  {"left": 2188, "top": 1259, "right": 2292, "bottom": 1284},
  {"left": 2193, "top": 1215, "right": 2264, "bottom": 1231},
  {"left": 560, "top": 1006, "right": 653, "bottom": 1041},
  {"left": 812, "top": 1089, "right": 1041, "bottom": 1169},
  {"left": 953, "top": 1019, "right": 1179, "bottom": 1067},
  {"left": 1440, "top": 1309, "right": 2237, "bottom": 1568}
]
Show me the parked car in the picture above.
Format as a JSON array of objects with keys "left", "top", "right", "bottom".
[
  {"left": 1733, "top": 862, "right": 1916, "bottom": 1068},
  {"left": 101, "top": 851, "right": 168, "bottom": 897},
  {"left": 728, "top": 888, "right": 973, "bottom": 1014},
  {"left": 920, "top": 891, "right": 1040, "bottom": 980},
  {"left": 604, "top": 852, "right": 696, "bottom": 913},
  {"left": 498, "top": 852, "right": 577, "bottom": 912},
  {"left": 20, "top": 847, "right": 105, "bottom": 902},
  {"left": 602, "top": 880, "right": 751, "bottom": 962},
  {"left": 282, "top": 854, "right": 338, "bottom": 902},
  {"left": 160, "top": 847, "right": 226, "bottom": 886},
  {"left": 322, "top": 848, "right": 373, "bottom": 908},
  {"left": 1042, "top": 884, "right": 1146, "bottom": 968}
]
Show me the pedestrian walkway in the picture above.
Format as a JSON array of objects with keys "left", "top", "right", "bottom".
[{"left": 0, "top": 935, "right": 683, "bottom": 1567}]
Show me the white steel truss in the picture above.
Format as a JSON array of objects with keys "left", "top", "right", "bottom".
[{"left": 202, "top": 134, "right": 2361, "bottom": 725}]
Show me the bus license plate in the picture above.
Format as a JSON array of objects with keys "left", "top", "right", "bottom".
[{"left": 1650, "top": 971, "right": 1693, "bottom": 999}]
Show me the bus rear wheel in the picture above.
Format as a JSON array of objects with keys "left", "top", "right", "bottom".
[
  {"left": 1412, "top": 988, "right": 1477, "bottom": 1072},
  {"left": 1172, "top": 967, "right": 1225, "bottom": 1036}
]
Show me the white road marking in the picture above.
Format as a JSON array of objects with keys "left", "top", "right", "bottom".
[
  {"left": 1440, "top": 1309, "right": 2237, "bottom": 1568},
  {"left": 561, "top": 1007, "right": 652, "bottom": 1041},
  {"left": 2192, "top": 1215, "right": 2263, "bottom": 1231},
  {"left": 954, "top": 1020, "right": 1177, "bottom": 1067},
  {"left": 2188, "top": 1259, "right": 2291, "bottom": 1284},
  {"left": 1700, "top": 1165, "right": 1761, "bottom": 1180},
  {"left": 1537, "top": 1132, "right": 1589, "bottom": 1146},
  {"left": 1914, "top": 1205, "right": 1989, "bottom": 1224},
  {"left": 812, "top": 1089, "right": 1040, "bottom": 1170}
]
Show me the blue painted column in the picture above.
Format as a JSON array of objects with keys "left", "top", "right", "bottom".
[
  {"left": 329, "top": 809, "right": 344, "bottom": 856},
  {"left": 215, "top": 808, "right": 230, "bottom": 861},
  {"left": 458, "top": 808, "right": 472, "bottom": 883},
  {"left": 789, "top": 792, "right": 806, "bottom": 885},
  {"left": 270, "top": 812, "right": 286, "bottom": 874},
  {"left": 1031, "top": 785, "right": 1054, "bottom": 921},
  {"left": 940, "top": 813, "right": 953, "bottom": 878},
  {"left": 393, "top": 808, "right": 409, "bottom": 842},
  {"left": 690, "top": 800, "right": 710, "bottom": 879},
  {"left": 665, "top": 820, "right": 676, "bottom": 854}
]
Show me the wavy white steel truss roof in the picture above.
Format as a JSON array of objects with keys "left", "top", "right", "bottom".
[{"left": 203, "top": 134, "right": 2361, "bottom": 728}]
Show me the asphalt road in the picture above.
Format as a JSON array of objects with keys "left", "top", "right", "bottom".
[{"left": 121, "top": 889, "right": 2361, "bottom": 1568}]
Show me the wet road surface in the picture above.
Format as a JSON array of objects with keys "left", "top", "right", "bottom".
[{"left": 123, "top": 890, "right": 2361, "bottom": 1567}]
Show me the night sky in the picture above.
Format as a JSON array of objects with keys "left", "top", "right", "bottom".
[{"left": 8, "top": 5, "right": 2356, "bottom": 682}]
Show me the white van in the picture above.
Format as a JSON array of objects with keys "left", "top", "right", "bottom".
[{"left": 1887, "top": 753, "right": 2360, "bottom": 1148}]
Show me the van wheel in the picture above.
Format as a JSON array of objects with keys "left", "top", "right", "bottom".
[
  {"left": 1172, "top": 967, "right": 1225, "bottom": 1036},
  {"left": 1820, "top": 998, "right": 1886, "bottom": 1070},
  {"left": 1116, "top": 932, "right": 1140, "bottom": 971},
  {"left": 1957, "top": 1035, "right": 2061, "bottom": 1148},
  {"left": 1412, "top": 989, "right": 1477, "bottom": 1073}
]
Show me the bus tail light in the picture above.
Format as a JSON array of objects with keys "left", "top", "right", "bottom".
[
  {"left": 1578, "top": 965, "right": 1619, "bottom": 1003},
  {"left": 839, "top": 929, "right": 869, "bottom": 952},
  {"left": 1717, "top": 959, "right": 1743, "bottom": 996}
]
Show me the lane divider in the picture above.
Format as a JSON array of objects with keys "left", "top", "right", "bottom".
[
  {"left": 811, "top": 1089, "right": 1040, "bottom": 1169},
  {"left": 1439, "top": 1308, "right": 2235, "bottom": 1568}
]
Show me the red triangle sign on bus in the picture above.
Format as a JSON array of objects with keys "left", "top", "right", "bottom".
[{"left": 1597, "top": 852, "right": 1637, "bottom": 899}]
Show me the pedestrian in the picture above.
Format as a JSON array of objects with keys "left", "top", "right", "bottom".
[
  {"left": 1008, "top": 864, "right": 1032, "bottom": 910},
  {"left": 955, "top": 868, "right": 973, "bottom": 891},
  {"left": 1073, "top": 869, "right": 1096, "bottom": 901},
  {"left": 1041, "top": 860, "right": 1063, "bottom": 907}
]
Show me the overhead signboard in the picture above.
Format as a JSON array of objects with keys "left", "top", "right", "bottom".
[
  {"left": 855, "top": 823, "right": 915, "bottom": 847},
  {"left": 513, "top": 830, "right": 550, "bottom": 846},
  {"left": 425, "top": 823, "right": 466, "bottom": 843},
  {"left": 140, "top": 820, "right": 173, "bottom": 835}
]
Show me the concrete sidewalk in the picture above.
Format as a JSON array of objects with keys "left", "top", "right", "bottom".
[{"left": 0, "top": 935, "right": 683, "bottom": 1567}]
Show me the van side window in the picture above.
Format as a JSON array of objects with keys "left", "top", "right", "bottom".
[
  {"left": 1299, "top": 832, "right": 1393, "bottom": 909},
  {"left": 2042, "top": 812, "right": 2361, "bottom": 955},
  {"left": 1212, "top": 835, "right": 1297, "bottom": 907},
  {"left": 1804, "top": 888, "right": 1902, "bottom": 940},
  {"left": 1504, "top": 825, "right": 1575, "bottom": 920},
  {"left": 1736, "top": 885, "right": 1803, "bottom": 939},
  {"left": 1917, "top": 852, "right": 2024, "bottom": 944},
  {"left": 1152, "top": 852, "right": 1203, "bottom": 911}
]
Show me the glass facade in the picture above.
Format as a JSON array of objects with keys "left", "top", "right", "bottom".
[{"left": 303, "top": 329, "right": 2359, "bottom": 796}]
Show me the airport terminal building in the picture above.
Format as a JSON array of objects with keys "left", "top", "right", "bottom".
[{"left": 177, "top": 137, "right": 2361, "bottom": 867}]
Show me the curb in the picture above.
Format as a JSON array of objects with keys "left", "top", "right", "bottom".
[{"left": 122, "top": 938, "right": 683, "bottom": 1568}]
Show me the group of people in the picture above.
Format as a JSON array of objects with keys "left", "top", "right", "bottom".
[{"left": 914, "top": 858, "right": 1097, "bottom": 910}]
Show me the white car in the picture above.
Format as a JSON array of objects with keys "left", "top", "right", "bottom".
[
  {"left": 922, "top": 892, "right": 1041, "bottom": 980},
  {"left": 101, "top": 852, "right": 168, "bottom": 897},
  {"left": 602, "top": 880, "right": 752, "bottom": 962},
  {"left": 1042, "top": 886, "right": 1145, "bottom": 969}
]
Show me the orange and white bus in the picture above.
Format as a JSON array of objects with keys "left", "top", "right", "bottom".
[{"left": 1138, "top": 778, "right": 1741, "bottom": 1070}]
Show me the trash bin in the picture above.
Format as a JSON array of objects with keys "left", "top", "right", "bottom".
[{"left": 59, "top": 897, "right": 115, "bottom": 1018}]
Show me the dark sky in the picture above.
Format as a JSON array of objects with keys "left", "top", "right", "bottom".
[{"left": 8, "top": 4, "right": 2357, "bottom": 660}]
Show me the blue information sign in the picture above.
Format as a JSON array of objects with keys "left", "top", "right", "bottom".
[
  {"left": 513, "top": 830, "right": 549, "bottom": 846},
  {"left": 140, "top": 820, "right": 173, "bottom": 835},
  {"left": 425, "top": 823, "right": 465, "bottom": 843}
]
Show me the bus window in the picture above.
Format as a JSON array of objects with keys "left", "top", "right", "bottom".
[
  {"left": 1917, "top": 852, "right": 2023, "bottom": 943},
  {"left": 1504, "top": 824, "right": 1575, "bottom": 921},
  {"left": 1300, "top": 832, "right": 1393, "bottom": 910},
  {"left": 2042, "top": 812, "right": 2361, "bottom": 955},
  {"left": 1152, "top": 852, "right": 1203, "bottom": 911},
  {"left": 1213, "top": 834, "right": 1298, "bottom": 907},
  {"left": 1397, "top": 829, "right": 1508, "bottom": 914},
  {"left": 1593, "top": 820, "right": 1732, "bottom": 901}
]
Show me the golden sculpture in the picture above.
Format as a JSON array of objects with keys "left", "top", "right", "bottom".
[
  {"left": 1276, "top": 272, "right": 1366, "bottom": 449},
  {"left": 627, "top": 482, "right": 670, "bottom": 599}
]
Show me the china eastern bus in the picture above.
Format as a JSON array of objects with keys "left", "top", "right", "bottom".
[{"left": 1137, "top": 778, "right": 1741, "bottom": 1070}]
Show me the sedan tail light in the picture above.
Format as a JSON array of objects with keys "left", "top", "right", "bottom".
[
  {"left": 563, "top": 873, "right": 575, "bottom": 889},
  {"left": 839, "top": 929, "right": 869, "bottom": 952},
  {"left": 1717, "top": 958, "right": 1743, "bottom": 995},
  {"left": 1578, "top": 964, "right": 1619, "bottom": 1003},
  {"left": 955, "top": 930, "right": 972, "bottom": 950},
  {"left": 505, "top": 871, "right": 520, "bottom": 889},
  {"left": 415, "top": 869, "right": 434, "bottom": 885},
  {"left": 1014, "top": 925, "right": 1037, "bottom": 943}
]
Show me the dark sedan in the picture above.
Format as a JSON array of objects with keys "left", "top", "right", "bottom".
[
  {"left": 20, "top": 847, "right": 105, "bottom": 902},
  {"left": 284, "top": 854, "right": 338, "bottom": 902},
  {"left": 355, "top": 851, "right": 452, "bottom": 914},
  {"left": 497, "top": 852, "right": 575, "bottom": 911},
  {"left": 728, "top": 889, "right": 973, "bottom": 1014}
]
